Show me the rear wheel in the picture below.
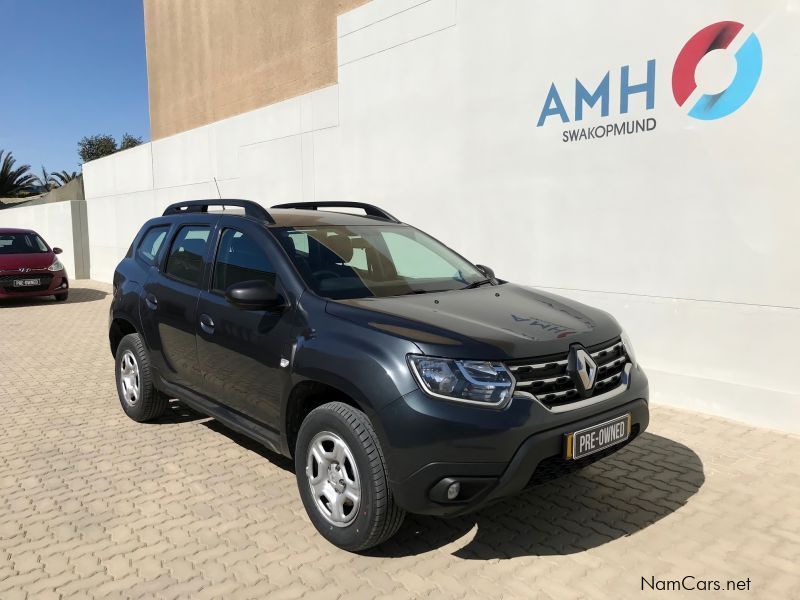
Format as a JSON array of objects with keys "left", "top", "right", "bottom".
[
  {"left": 295, "top": 402, "right": 405, "bottom": 551},
  {"left": 114, "top": 333, "right": 167, "bottom": 422}
]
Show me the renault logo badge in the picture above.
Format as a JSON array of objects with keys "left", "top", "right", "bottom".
[{"left": 567, "top": 347, "right": 597, "bottom": 393}]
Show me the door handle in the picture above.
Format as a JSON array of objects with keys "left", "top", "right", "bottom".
[
  {"left": 145, "top": 293, "right": 158, "bottom": 310},
  {"left": 199, "top": 314, "right": 215, "bottom": 335}
]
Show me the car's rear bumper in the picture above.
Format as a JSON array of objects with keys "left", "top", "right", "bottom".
[
  {"left": 379, "top": 366, "right": 649, "bottom": 517},
  {"left": 0, "top": 272, "right": 69, "bottom": 299}
]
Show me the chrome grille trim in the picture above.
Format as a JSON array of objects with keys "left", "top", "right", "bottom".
[
  {"left": 595, "top": 369, "right": 624, "bottom": 388},
  {"left": 515, "top": 374, "right": 571, "bottom": 388},
  {"left": 590, "top": 341, "right": 623, "bottom": 360},
  {"left": 508, "top": 358, "right": 568, "bottom": 371},
  {"left": 508, "top": 338, "right": 630, "bottom": 412},
  {"left": 548, "top": 364, "right": 632, "bottom": 413},
  {"left": 597, "top": 356, "right": 626, "bottom": 372}
]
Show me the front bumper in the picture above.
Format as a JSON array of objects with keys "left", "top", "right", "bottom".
[
  {"left": 0, "top": 271, "right": 69, "bottom": 299},
  {"left": 377, "top": 366, "right": 649, "bottom": 516}
]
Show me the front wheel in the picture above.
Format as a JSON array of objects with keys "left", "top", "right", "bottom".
[{"left": 295, "top": 402, "right": 405, "bottom": 551}]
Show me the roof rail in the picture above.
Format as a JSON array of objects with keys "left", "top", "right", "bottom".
[
  {"left": 162, "top": 199, "right": 275, "bottom": 224},
  {"left": 271, "top": 202, "right": 400, "bottom": 223}
]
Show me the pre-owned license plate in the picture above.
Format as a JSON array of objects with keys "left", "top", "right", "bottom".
[
  {"left": 13, "top": 278, "right": 41, "bottom": 287},
  {"left": 567, "top": 414, "right": 631, "bottom": 460}
]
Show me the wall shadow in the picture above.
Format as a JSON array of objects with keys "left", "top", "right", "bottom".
[
  {"left": 0, "top": 286, "right": 108, "bottom": 308},
  {"left": 367, "top": 432, "right": 704, "bottom": 559}
]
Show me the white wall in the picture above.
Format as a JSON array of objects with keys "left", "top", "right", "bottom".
[
  {"left": 82, "top": 0, "right": 800, "bottom": 432},
  {"left": 0, "top": 201, "right": 79, "bottom": 278}
]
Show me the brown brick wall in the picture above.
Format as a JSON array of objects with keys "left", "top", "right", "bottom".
[{"left": 144, "top": 0, "right": 370, "bottom": 140}]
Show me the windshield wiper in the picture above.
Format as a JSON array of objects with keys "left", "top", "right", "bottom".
[
  {"left": 462, "top": 278, "right": 494, "bottom": 289},
  {"left": 400, "top": 289, "right": 450, "bottom": 296}
]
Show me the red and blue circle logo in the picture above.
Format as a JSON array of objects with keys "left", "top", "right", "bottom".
[{"left": 672, "top": 21, "right": 762, "bottom": 120}]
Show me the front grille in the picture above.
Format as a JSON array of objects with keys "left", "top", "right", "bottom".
[
  {"left": 507, "top": 338, "right": 629, "bottom": 409},
  {"left": 0, "top": 273, "right": 53, "bottom": 293}
]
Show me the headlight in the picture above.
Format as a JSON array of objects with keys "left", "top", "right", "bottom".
[
  {"left": 408, "top": 355, "right": 514, "bottom": 407},
  {"left": 620, "top": 329, "right": 637, "bottom": 366},
  {"left": 48, "top": 258, "right": 65, "bottom": 272}
]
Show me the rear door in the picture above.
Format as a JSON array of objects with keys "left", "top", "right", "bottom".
[
  {"left": 141, "top": 217, "right": 218, "bottom": 390},
  {"left": 195, "top": 216, "right": 295, "bottom": 426}
]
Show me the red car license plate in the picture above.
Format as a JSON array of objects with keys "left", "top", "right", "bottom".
[{"left": 14, "top": 279, "right": 41, "bottom": 287}]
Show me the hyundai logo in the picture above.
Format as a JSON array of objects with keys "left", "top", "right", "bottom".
[{"left": 19, "top": 268, "right": 32, "bottom": 273}]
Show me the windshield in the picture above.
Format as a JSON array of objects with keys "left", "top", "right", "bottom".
[
  {"left": 0, "top": 233, "right": 49, "bottom": 254},
  {"left": 273, "top": 225, "right": 486, "bottom": 299}
]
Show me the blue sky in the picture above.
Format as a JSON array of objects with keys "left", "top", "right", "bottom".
[{"left": 1, "top": 0, "right": 149, "bottom": 174}]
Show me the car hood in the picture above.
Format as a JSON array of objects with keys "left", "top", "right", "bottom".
[
  {"left": 325, "top": 283, "right": 621, "bottom": 360},
  {"left": 0, "top": 252, "right": 55, "bottom": 272}
]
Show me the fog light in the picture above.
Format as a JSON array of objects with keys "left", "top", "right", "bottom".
[{"left": 446, "top": 481, "right": 461, "bottom": 500}]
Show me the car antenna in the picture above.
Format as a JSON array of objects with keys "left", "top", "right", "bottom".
[{"left": 213, "top": 177, "right": 222, "bottom": 200}]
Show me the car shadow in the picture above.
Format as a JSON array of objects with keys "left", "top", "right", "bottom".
[
  {"left": 60, "top": 287, "right": 109, "bottom": 304},
  {"left": 0, "top": 286, "right": 108, "bottom": 307},
  {"left": 146, "top": 400, "right": 294, "bottom": 472},
  {"left": 365, "top": 432, "right": 704, "bottom": 559},
  {"left": 202, "top": 419, "right": 295, "bottom": 473},
  {"left": 146, "top": 406, "right": 702, "bottom": 558},
  {"left": 150, "top": 399, "right": 209, "bottom": 424}
]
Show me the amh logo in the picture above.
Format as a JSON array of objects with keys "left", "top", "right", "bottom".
[
  {"left": 536, "top": 20, "right": 763, "bottom": 133},
  {"left": 672, "top": 21, "right": 763, "bottom": 121}
]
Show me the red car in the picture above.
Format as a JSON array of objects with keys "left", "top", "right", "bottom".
[{"left": 0, "top": 228, "right": 69, "bottom": 302}]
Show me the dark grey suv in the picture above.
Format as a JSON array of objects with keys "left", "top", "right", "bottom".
[{"left": 109, "top": 200, "right": 649, "bottom": 551}]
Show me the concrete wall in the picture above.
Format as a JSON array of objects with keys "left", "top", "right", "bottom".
[
  {"left": 84, "top": 0, "right": 800, "bottom": 432},
  {"left": 0, "top": 200, "right": 89, "bottom": 279},
  {"left": 10, "top": 175, "right": 85, "bottom": 209},
  {"left": 41, "top": 175, "right": 84, "bottom": 203},
  {"left": 144, "top": 0, "right": 370, "bottom": 139}
]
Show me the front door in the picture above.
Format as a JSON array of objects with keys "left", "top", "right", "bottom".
[
  {"left": 196, "top": 219, "right": 294, "bottom": 427},
  {"left": 141, "top": 220, "right": 216, "bottom": 390}
]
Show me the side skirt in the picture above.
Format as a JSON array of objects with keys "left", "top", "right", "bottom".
[{"left": 157, "top": 378, "right": 286, "bottom": 457}]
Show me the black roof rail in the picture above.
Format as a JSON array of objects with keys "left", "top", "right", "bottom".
[
  {"left": 162, "top": 199, "right": 275, "bottom": 224},
  {"left": 271, "top": 201, "right": 400, "bottom": 224}
]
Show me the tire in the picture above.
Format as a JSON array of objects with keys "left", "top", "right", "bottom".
[
  {"left": 114, "top": 333, "right": 167, "bottom": 422},
  {"left": 295, "top": 402, "right": 405, "bottom": 551},
  {"left": 55, "top": 293, "right": 68, "bottom": 302}
]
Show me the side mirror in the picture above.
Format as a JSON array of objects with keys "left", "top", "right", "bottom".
[
  {"left": 225, "top": 280, "right": 284, "bottom": 310},
  {"left": 53, "top": 247, "right": 63, "bottom": 255},
  {"left": 475, "top": 264, "right": 497, "bottom": 283}
]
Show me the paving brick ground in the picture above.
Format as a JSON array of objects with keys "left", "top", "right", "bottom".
[{"left": 1, "top": 281, "right": 798, "bottom": 599}]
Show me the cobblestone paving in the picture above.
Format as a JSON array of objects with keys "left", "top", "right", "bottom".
[{"left": 1, "top": 281, "right": 798, "bottom": 599}]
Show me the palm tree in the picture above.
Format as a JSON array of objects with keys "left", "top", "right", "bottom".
[
  {"left": 0, "top": 150, "right": 36, "bottom": 197},
  {"left": 33, "top": 165, "right": 58, "bottom": 192},
  {"left": 51, "top": 170, "right": 80, "bottom": 187}
]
